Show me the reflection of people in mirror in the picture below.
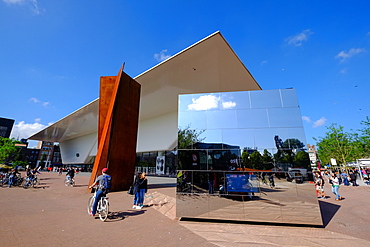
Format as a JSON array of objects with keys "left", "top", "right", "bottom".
[{"left": 208, "top": 166, "right": 215, "bottom": 194}]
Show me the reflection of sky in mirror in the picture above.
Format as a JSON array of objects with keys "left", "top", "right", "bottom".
[{"left": 179, "top": 89, "right": 306, "bottom": 152}]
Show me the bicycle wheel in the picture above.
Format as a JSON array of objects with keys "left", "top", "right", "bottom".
[
  {"left": 32, "top": 178, "right": 39, "bottom": 187},
  {"left": 87, "top": 196, "right": 94, "bottom": 215},
  {"left": 22, "top": 179, "right": 29, "bottom": 189},
  {"left": 65, "top": 179, "right": 70, "bottom": 186},
  {"left": 98, "top": 198, "right": 109, "bottom": 221}
]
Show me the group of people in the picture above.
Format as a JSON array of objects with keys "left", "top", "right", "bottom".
[
  {"left": 5, "top": 167, "right": 40, "bottom": 187},
  {"left": 88, "top": 168, "right": 148, "bottom": 216},
  {"left": 314, "top": 169, "right": 363, "bottom": 201}
]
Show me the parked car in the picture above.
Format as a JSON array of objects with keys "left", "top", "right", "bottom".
[{"left": 286, "top": 170, "right": 304, "bottom": 183}]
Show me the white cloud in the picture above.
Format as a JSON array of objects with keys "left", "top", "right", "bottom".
[
  {"left": 313, "top": 117, "right": 327, "bottom": 128},
  {"left": 154, "top": 49, "right": 171, "bottom": 62},
  {"left": 286, "top": 29, "right": 313, "bottom": 47},
  {"left": 222, "top": 101, "right": 236, "bottom": 109},
  {"left": 261, "top": 60, "right": 268, "bottom": 65},
  {"left": 339, "top": 67, "right": 347, "bottom": 74},
  {"left": 10, "top": 120, "right": 46, "bottom": 139},
  {"left": 188, "top": 95, "right": 219, "bottom": 111},
  {"left": 335, "top": 48, "right": 366, "bottom": 63},
  {"left": 2, "top": 0, "right": 42, "bottom": 15},
  {"left": 302, "top": 116, "right": 311, "bottom": 123},
  {"left": 29, "top": 97, "right": 50, "bottom": 107},
  {"left": 30, "top": 97, "right": 40, "bottom": 103}
]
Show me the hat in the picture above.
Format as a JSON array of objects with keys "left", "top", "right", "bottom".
[{"left": 102, "top": 168, "right": 108, "bottom": 173}]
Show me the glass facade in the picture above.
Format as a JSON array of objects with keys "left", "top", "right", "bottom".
[{"left": 177, "top": 89, "right": 322, "bottom": 225}]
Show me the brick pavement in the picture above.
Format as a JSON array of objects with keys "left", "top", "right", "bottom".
[{"left": 1, "top": 172, "right": 369, "bottom": 247}]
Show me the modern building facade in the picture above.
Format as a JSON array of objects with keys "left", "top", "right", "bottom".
[
  {"left": 29, "top": 31, "right": 262, "bottom": 171},
  {"left": 0, "top": 117, "right": 15, "bottom": 138},
  {"left": 27, "top": 31, "right": 322, "bottom": 225}
]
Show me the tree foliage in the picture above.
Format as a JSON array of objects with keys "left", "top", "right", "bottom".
[
  {"left": 314, "top": 118, "right": 370, "bottom": 166},
  {"left": 0, "top": 137, "right": 24, "bottom": 166},
  {"left": 293, "top": 151, "right": 310, "bottom": 168},
  {"left": 178, "top": 125, "right": 205, "bottom": 149},
  {"left": 283, "top": 138, "right": 305, "bottom": 149}
]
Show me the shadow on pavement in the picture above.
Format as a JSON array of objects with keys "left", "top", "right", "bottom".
[
  {"left": 106, "top": 210, "right": 146, "bottom": 222},
  {"left": 319, "top": 200, "right": 341, "bottom": 227}
]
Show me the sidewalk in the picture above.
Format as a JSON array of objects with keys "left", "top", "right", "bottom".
[{"left": 1, "top": 172, "right": 369, "bottom": 247}]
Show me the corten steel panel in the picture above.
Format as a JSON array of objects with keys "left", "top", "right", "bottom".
[
  {"left": 89, "top": 66, "right": 141, "bottom": 192},
  {"left": 99, "top": 76, "right": 116, "bottom": 144},
  {"left": 108, "top": 73, "right": 140, "bottom": 191}
]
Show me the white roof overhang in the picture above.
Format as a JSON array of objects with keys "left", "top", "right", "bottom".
[{"left": 28, "top": 31, "right": 261, "bottom": 143}]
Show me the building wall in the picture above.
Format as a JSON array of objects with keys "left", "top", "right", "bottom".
[
  {"left": 0, "top": 117, "right": 15, "bottom": 138},
  {"left": 137, "top": 111, "right": 178, "bottom": 153},
  {"left": 59, "top": 132, "right": 97, "bottom": 164}
]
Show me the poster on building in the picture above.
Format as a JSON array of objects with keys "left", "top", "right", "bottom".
[{"left": 156, "top": 156, "right": 165, "bottom": 175}]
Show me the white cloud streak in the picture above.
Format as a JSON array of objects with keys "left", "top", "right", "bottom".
[
  {"left": 335, "top": 48, "right": 366, "bottom": 63},
  {"left": 286, "top": 29, "right": 313, "bottom": 47},
  {"left": 29, "top": 97, "right": 49, "bottom": 107},
  {"left": 154, "top": 49, "right": 171, "bottom": 62},
  {"left": 222, "top": 101, "right": 236, "bottom": 109},
  {"left": 188, "top": 95, "right": 219, "bottom": 111},
  {"left": 2, "top": 0, "right": 42, "bottom": 15},
  {"left": 302, "top": 116, "right": 311, "bottom": 123},
  {"left": 313, "top": 117, "right": 327, "bottom": 128},
  {"left": 187, "top": 95, "right": 237, "bottom": 111}
]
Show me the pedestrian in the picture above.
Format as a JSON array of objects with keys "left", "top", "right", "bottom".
[
  {"left": 315, "top": 172, "right": 326, "bottom": 199},
  {"left": 349, "top": 171, "right": 358, "bottom": 186},
  {"left": 132, "top": 172, "right": 148, "bottom": 209},
  {"left": 207, "top": 166, "right": 215, "bottom": 194},
  {"left": 340, "top": 170, "right": 350, "bottom": 186},
  {"left": 329, "top": 173, "right": 342, "bottom": 201}
]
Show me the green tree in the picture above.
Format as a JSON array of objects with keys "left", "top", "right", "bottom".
[
  {"left": 261, "top": 149, "right": 274, "bottom": 170},
  {"left": 250, "top": 151, "right": 262, "bottom": 169},
  {"left": 358, "top": 116, "right": 370, "bottom": 158},
  {"left": 293, "top": 151, "right": 310, "bottom": 168},
  {"left": 0, "top": 137, "right": 24, "bottom": 166},
  {"left": 241, "top": 150, "right": 251, "bottom": 168},
  {"left": 178, "top": 125, "right": 205, "bottom": 149},
  {"left": 314, "top": 124, "right": 357, "bottom": 166},
  {"left": 283, "top": 138, "right": 305, "bottom": 149}
]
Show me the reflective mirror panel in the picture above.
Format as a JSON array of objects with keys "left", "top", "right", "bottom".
[
  {"left": 176, "top": 171, "right": 322, "bottom": 225},
  {"left": 177, "top": 89, "right": 322, "bottom": 225}
]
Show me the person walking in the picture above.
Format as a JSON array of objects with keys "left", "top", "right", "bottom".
[
  {"left": 329, "top": 173, "right": 342, "bottom": 201},
  {"left": 88, "top": 168, "right": 112, "bottom": 216},
  {"left": 132, "top": 172, "right": 148, "bottom": 209},
  {"left": 315, "top": 172, "right": 326, "bottom": 199},
  {"left": 340, "top": 170, "right": 350, "bottom": 186},
  {"left": 349, "top": 171, "right": 358, "bottom": 186}
]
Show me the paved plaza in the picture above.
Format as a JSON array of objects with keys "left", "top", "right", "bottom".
[{"left": 1, "top": 172, "right": 370, "bottom": 246}]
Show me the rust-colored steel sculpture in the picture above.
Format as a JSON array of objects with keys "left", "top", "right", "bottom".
[{"left": 89, "top": 65, "right": 141, "bottom": 191}]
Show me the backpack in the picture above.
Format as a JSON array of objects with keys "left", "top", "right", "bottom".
[{"left": 101, "top": 175, "right": 112, "bottom": 193}]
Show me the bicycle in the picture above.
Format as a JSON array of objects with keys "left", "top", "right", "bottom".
[
  {"left": 65, "top": 177, "right": 75, "bottom": 187},
  {"left": 22, "top": 175, "right": 39, "bottom": 188},
  {"left": 87, "top": 187, "right": 109, "bottom": 221}
]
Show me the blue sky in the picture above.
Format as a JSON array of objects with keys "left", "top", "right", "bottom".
[{"left": 1, "top": 0, "right": 369, "bottom": 148}]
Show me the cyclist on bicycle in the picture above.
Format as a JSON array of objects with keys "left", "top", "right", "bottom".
[
  {"left": 8, "top": 168, "right": 21, "bottom": 187},
  {"left": 88, "top": 168, "right": 112, "bottom": 216},
  {"left": 66, "top": 168, "right": 75, "bottom": 183}
]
